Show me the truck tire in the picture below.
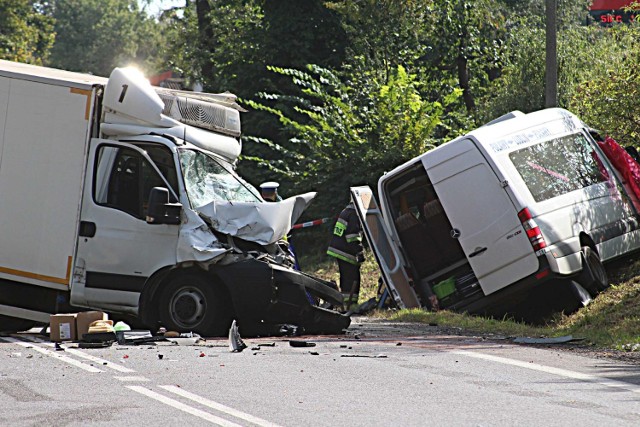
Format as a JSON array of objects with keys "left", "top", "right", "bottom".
[
  {"left": 578, "top": 246, "right": 609, "bottom": 295},
  {"left": 158, "top": 273, "right": 232, "bottom": 336}
]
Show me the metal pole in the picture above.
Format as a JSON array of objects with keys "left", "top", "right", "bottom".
[{"left": 545, "top": 0, "right": 558, "bottom": 108}]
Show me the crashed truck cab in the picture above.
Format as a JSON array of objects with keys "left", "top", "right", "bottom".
[{"left": 70, "top": 68, "right": 349, "bottom": 336}]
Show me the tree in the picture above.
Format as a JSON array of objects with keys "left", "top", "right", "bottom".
[
  {"left": 0, "top": 0, "right": 54, "bottom": 64},
  {"left": 244, "top": 64, "right": 466, "bottom": 219},
  {"left": 570, "top": 23, "right": 640, "bottom": 145},
  {"left": 48, "top": 0, "right": 165, "bottom": 76}
]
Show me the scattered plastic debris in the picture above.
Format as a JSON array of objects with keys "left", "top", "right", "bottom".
[
  {"left": 158, "top": 354, "right": 164, "bottom": 360},
  {"left": 340, "top": 354, "right": 387, "bottom": 358},
  {"left": 279, "top": 324, "right": 299, "bottom": 336},
  {"left": 513, "top": 335, "right": 584, "bottom": 344},
  {"left": 166, "top": 332, "right": 202, "bottom": 346},
  {"left": 229, "top": 320, "right": 247, "bottom": 353},
  {"left": 257, "top": 342, "right": 276, "bottom": 347},
  {"left": 289, "top": 340, "right": 316, "bottom": 348},
  {"left": 621, "top": 343, "right": 640, "bottom": 352}
]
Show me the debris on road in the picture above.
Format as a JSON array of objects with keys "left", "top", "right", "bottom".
[
  {"left": 514, "top": 335, "right": 585, "bottom": 344},
  {"left": 340, "top": 354, "right": 387, "bottom": 358},
  {"left": 166, "top": 332, "right": 202, "bottom": 346},
  {"left": 229, "top": 320, "right": 247, "bottom": 353},
  {"left": 289, "top": 340, "right": 316, "bottom": 348}
]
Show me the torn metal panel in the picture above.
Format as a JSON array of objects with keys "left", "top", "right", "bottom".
[
  {"left": 197, "top": 192, "right": 317, "bottom": 246},
  {"left": 177, "top": 209, "right": 228, "bottom": 262}
]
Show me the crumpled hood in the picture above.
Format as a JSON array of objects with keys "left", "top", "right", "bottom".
[{"left": 196, "top": 192, "right": 316, "bottom": 245}]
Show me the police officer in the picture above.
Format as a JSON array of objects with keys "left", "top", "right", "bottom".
[
  {"left": 327, "top": 201, "right": 364, "bottom": 309},
  {"left": 260, "top": 181, "right": 282, "bottom": 202}
]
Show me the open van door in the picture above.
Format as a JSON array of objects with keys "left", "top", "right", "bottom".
[{"left": 350, "top": 186, "right": 421, "bottom": 309}]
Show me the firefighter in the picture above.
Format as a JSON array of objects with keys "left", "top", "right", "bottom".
[{"left": 327, "top": 201, "right": 365, "bottom": 309}]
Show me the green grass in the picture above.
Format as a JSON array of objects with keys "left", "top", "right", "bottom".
[{"left": 303, "top": 251, "right": 640, "bottom": 350}]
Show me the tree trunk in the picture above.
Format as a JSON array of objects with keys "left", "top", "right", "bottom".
[
  {"left": 195, "top": 0, "right": 215, "bottom": 86},
  {"left": 457, "top": 54, "right": 475, "bottom": 112}
]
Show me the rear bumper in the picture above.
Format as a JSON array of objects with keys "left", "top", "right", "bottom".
[
  {"left": 215, "top": 259, "right": 351, "bottom": 336},
  {"left": 451, "top": 256, "right": 558, "bottom": 315}
]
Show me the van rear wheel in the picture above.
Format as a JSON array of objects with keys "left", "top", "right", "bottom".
[
  {"left": 158, "top": 273, "right": 232, "bottom": 336},
  {"left": 578, "top": 246, "right": 608, "bottom": 295}
]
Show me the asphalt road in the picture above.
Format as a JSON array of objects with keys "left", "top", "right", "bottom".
[{"left": 1, "top": 318, "right": 639, "bottom": 426}]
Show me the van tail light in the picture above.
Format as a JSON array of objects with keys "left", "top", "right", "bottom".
[{"left": 518, "top": 207, "right": 548, "bottom": 254}]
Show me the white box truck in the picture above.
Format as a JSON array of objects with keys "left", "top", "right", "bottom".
[
  {"left": 352, "top": 109, "right": 640, "bottom": 314},
  {"left": 0, "top": 60, "right": 349, "bottom": 336}
]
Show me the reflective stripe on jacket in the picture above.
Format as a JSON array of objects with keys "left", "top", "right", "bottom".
[{"left": 327, "top": 204, "right": 363, "bottom": 265}]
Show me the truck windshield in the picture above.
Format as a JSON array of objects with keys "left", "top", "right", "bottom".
[{"left": 178, "top": 148, "right": 261, "bottom": 208}]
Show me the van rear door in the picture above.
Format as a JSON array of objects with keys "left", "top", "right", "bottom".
[
  {"left": 350, "top": 186, "right": 421, "bottom": 309},
  {"left": 425, "top": 140, "right": 539, "bottom": 295}
]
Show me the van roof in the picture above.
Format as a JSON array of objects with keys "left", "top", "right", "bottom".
[
  {"left": 0, "top": 60, "right": 108, "bottom": 90},
  {"left": 380, "top": 108, "right": 586, "bottom": 181},
  {"left": 468, "top": 108, "right": 583, "bottom": 149}
]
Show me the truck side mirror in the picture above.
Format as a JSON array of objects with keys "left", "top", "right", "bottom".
[{"left": 146, "top": 187, "right": 182, "bottom": 225}]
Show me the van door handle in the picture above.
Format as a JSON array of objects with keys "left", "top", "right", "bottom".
[
  {"left": 79, "top": 221, "right": 96, "bottom": 238},
  {"left": 468, "top": 247, "right": 487, "bottom": 258}
]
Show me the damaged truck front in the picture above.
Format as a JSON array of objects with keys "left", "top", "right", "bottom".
[{"left": 0, "top": 60, "right": 349, "bottom": 336}]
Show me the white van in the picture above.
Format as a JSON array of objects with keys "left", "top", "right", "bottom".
[{"left": 352, "top": 108, "right": 640, "bottom": 313}]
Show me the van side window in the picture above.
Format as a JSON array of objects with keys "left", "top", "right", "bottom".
[
  {"left": 93, "top": 146, "right": 174, "bottom": 219},
  {"left": 509, "top": 133, "right": 608, "bottom": 202}
]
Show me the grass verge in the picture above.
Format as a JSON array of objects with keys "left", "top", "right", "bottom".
[{"left": 303, "top": 251, "right": 640, "bottom": 350}]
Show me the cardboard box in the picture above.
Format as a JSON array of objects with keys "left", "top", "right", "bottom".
[
  {"left": 50, "top": 314, "right": 77, "bottom": 342},
  {"left": 76, "top": 311, "right": 108, "bottom": 338}
]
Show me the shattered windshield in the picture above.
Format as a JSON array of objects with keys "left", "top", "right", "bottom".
[{"left": 179, "top": 148, "right": 261, "bottom": 208}]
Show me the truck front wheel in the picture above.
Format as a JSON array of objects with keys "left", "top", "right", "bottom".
[{"left": 158, "top": 273, "right": 232, "bottom": 336}]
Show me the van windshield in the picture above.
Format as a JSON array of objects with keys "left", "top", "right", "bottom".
[
  {"left": 509, "top": 133, "right": 608, "bottom": 202},
  {"left": 178, "top": 148, "right": 261, "bottom": 208}
]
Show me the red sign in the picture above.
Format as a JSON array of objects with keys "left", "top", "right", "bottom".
[{"left": 590, "top": 0, "right": 634, "bottom": 10}]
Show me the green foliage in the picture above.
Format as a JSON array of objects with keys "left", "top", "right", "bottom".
[
  {"left": 245, "top": 64, "right": 467, "bottom": 218},
  {"left": 164, "top": 0, "right": 264, "bottom": 91},
  {"left": 569, "top": 24, "right": 640, "bottom": 146},
  {"left": 0, "top": 0, "right": 54, "bottom": 64},
  {"left": 476, "top": 12, "right": 624, "bottom": 125},
  {"left": 48, "top": 0, "right": 165, "bottom": 76}
]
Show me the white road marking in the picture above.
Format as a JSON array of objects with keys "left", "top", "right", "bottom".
[
  {"left": 127, "top": 386, "right": 243, "bottom": 426},
  {"left": 53, "top": 347, "right": 136, "bottom": 373},
  {"left": 453, "top": 350, "right": 640, "bottom": 393},
  {"left": 160, "top": 385, "right": 283, "bottom": 427},
  {"left": 14, "top": 335, "right": 136, "bottom": 373},
  {"left": 2, "top": 337, "right": 102, "bottom": 373},
  {"left": 114, "top": 376, "right": 150, "bottom": 382}
]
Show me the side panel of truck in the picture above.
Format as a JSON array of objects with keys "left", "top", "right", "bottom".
[
  {"left": 424, "top": 140, "right": 539, "bottom": 295},
  {"left": 0, "top": 76, "right": 91, "bottom": 289}
]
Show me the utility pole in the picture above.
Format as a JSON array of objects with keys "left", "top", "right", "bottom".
[{"left": 545, "top": 0, "right": 558, "bottom": 108}]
